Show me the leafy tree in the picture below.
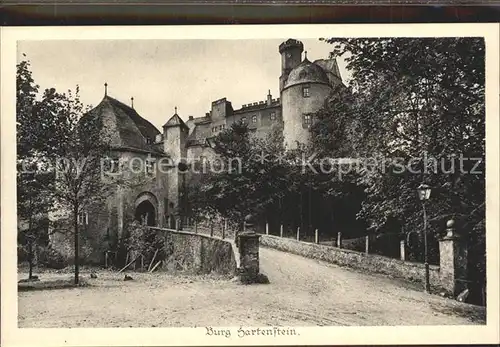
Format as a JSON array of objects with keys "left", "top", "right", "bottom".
[
  {"left": 50, "top": 90, "right": 111, "bottom": 284},
  {"left": 189, "top": 123, "right": 290, "bottom": 227},
  {"left": 312, "top": 38, "right": 485, "bottom": 297},
  {"left": 16, "top": 59, "right": 62, "bottom": 278},
  {"left": 317, "top": 37, "right": 484, "bottom": 233}
]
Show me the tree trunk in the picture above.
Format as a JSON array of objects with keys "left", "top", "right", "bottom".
[
  {"left": 28, "top": 240, "right": 33, "bottom": 279},
  {"left": 74, "top": 206, "right": 80, "bottom": 285},
  {"left": 28, "top": 196, "right": 34, "bottom": 279}
]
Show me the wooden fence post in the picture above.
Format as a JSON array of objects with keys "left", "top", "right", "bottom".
[
  {"left": 280, "top": 224, "right": 283, "bottom": 238},
  {"left": 194, "top": 220, "right": 198, "bottom": 233},
  {"left": 222, "top": 221, "right": 226, "bottom": 239},
  {"left": 365, "top": 235, "right": 370, "bottom": 254},
  {"left": 105, "top": 252, "right": 108, "bottom": 269},
  {"left": 337, "top": 232, "right": 342, "bottom": 248},
  {"left": 210, "top": 222, "right": 214, "bottom": 237},
  {"left": 315, "top": 229, "right": 319, "bottom": 244},
  {"left": 266, "top": 222, "right": 269, "bottom": 235},
  {"left": 243, "top": 221, "right": 246, "bottom": 232},
  {"left": 296, "top": 227, "right": 300, "bottom": 241}
]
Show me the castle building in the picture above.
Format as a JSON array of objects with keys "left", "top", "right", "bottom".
[{"left": 49, "top": 39, "right": 343, "bottom": 264}]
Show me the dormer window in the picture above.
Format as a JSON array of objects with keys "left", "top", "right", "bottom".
[
  {"left": 270, "top": 112, "right": 276, "bottom": 121},
  {"left": 302, "top": 85, "right": 310, "bottom": 98}
]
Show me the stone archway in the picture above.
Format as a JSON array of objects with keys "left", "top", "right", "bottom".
[{"left": 134, "top": 192, "right": 158, "bottom": 226}]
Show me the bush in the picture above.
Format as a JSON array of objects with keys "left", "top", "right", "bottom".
[
  {"left": 125, "top": 221, "right": 166, "bottom": 266},
  {"left": 38, "top": 244, "right": 67, "bottom": 269}
]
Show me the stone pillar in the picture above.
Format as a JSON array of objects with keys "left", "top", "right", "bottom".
[
  {"left": 400, "top": 239, "right": 407, "bottom": 261},
  {"left": 439, "top": 219, "right": 468, "bottom": 297},
  {"left": 265, "top": 222, "right": 269, "bottom": 235},
  {"left": 238, "top": 232, "right": 261, "bottom": 283},
  {"left": 365, "top": 235, "right": 370, "bottom": 254},
  {"left": 315, "top": 229, "right": 319, "bottom": 244},
  {"left": 280, "top": 224, "right": 283, "bottom": 238},
  {"left": 337, "top": 232, "right": 342, "bottom": 248}
]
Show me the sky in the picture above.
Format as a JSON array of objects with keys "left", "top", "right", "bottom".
[{"left": 18, "top": 39, "right": 349, "bottom": 130}]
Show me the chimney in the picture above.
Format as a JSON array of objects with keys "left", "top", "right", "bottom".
[
  {"left": 267, "top": 90, "right": 272, "bottom": 106},
  {"left": 131, "top": 97, "right": 134, "bottom": 109},
  {"left": 189, "top": 116, "right": 194, "bottom": 120}
]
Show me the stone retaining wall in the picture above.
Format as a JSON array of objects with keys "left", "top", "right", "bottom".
[
  {"left": 260, "top": 234, "right": 441, "bottom": 289},
  {"left": 150, "top": 227, "right": 237, "bottom": 276}
]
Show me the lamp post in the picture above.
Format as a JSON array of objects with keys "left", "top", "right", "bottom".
[{"left": 417, "top": 183, "right": 432, "bottom": 293}]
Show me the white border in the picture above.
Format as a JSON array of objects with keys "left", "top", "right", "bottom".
[{"left": 1, "top": 24, "right": 499, "bottom": 346}]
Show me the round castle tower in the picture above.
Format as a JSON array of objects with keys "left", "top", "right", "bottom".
[{"left": 279, "top": 39, "right": 334, "bottom": 149}]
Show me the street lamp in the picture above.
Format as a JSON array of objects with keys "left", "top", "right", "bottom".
[{"left": 417, "top": 183, "right": 432, "bottom": 293}]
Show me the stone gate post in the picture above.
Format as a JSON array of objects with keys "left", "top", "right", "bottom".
[
  {"left": 439, "top": 219, "right": 468, "bottom": 297},
  {"left": 238, "top": 232, "right": 261, "bottom": 283}
]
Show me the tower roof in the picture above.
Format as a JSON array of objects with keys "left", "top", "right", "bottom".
[
  {"left": 284, "top": 58, "right": 330, "bottom": 89},
  {"left": 163, "top": 112, "right": 189, "bottom": 131},
  {"left": 84, "top": 95, "right": 161, "bottom": 152}
]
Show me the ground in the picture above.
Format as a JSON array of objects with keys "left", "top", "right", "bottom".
[{"left": 18, "top": 247, "right": 485, "bottom": 327}]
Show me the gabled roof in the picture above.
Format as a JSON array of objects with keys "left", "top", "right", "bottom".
[
  {"left": 163, "top": 113, "right": 188, "bottom": 131},
  {"left": 84, "top": 95, "right": 162, "bottom": 153},
  {"left": 186, "top": 123, "right": 211, "bottom": 147}
]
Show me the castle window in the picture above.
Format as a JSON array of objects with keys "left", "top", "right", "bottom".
[
  {"left": 241, "top": 117, "right": 247, "bottom": 124},
  {"left": 103, "top": 156, "right": 120, "bottom": 173},
  {"left": 146, "top": 158, "right": 156, "bottom": 176},
  {"left": 302, "top": 85, "right": 310, "bottom": 98},
  {"left": 145, "top": 137, "right": 152, "bottom": 144},
  {"left": 252, "top": 115, "right": 257, "bottom": 123},
  {"left": 270, "top": 112, "right": 276, "bottom": 121},
  {"left": 303, "top": 113, "right": 312, "bottom": 127},
  {"left": 77, "top": 211, "right": 88, "bottom": 225}
]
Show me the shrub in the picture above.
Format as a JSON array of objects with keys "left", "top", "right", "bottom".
[
  {"left": 38, "top": 244, "right": 67, "bottom": 269},
  {"left": 125, "top": 221, "right": 166, "bottom": 266}
]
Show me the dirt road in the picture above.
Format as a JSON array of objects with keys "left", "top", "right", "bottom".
[{"left": 18, "top": 247, "right": 485, "bottom": 327}]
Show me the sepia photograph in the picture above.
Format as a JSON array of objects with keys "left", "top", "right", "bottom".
[{"left": 1, "top": 24, "right": 499, "bottom": 346}]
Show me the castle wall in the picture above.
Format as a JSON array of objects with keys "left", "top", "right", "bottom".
[
  {"left": 227, "top": 104, "right": 282, "bottom": 140},
  {"left": 282, "top": 83, "right": 332, "bottom": 149}
]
